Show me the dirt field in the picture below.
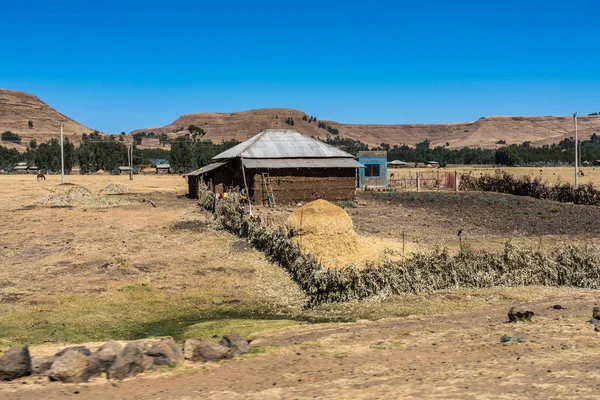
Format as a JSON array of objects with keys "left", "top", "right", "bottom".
[{"left": 3, "top": 173, "right": 600, "bottom": 398}]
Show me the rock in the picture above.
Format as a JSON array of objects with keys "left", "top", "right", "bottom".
[
  {"left": 55, "top": 346, "right": 91, "bottom": 357},
  {"left": 508, "top": 306, "right": 534, "bottom": 322},
  {"left": 48, "top": 350, "right": 99, "bottom": 383},
  {"left": 593, "top": 306, "right": 600, "bottom": 320},
  {"left": 183, "top": 339, "right": 232, "bottom": 362},
  {"left": 219, "top": 331, "right": 250, "bottom": 355},
  {"left": 552, "top": 304, "right": 564, "bottom": 310},
  {"left": 0, "top": 346, "right": 31, "bottom": 381},
  {"left": 146, "top": 338, "right": 184, "bottom": 366},
  {"left": 31, "top": 356, "right": 56, "bottom": 375},
  {"left": 107, "top": 341, "right": 151, "bottom": 380},
  {"left": 95, "top": 341, "right": 124, "bottom": 372}
]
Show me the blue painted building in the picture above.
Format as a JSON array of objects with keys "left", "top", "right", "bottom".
[{"left": 357, "top": 151, "right": 388, "bottom": 188}]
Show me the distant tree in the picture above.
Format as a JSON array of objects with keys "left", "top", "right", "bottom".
[
  {"left": 29, "top": 139, "right": 37, "bottom": 149},
  {"left": 188, "top": 125, "right": 206, "bottom": 140},
  {"left": 1, "top": 131, "right": 21, "bottom": 144},
  {"left": 496, "top": 139, "right": 506, "bottom": 145},
  {"left": 28, "top": 120, "right": 33, "bottom": 129},
  {"left": 302, "top": 114, "right": 308, "bottom": 121},
  {"left": 445, "top": 142, "right": 450, "bottom": 147},
  {"left": 121, "top": 131, "right": 126, "bottom": 135},
  {"left": 495, "top": 147, "right": 522, "bottom": 166}
]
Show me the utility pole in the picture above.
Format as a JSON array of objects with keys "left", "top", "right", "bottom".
[
  {"left": 60, "top": 124, "right": 65, "bottom": 184},
  {"left": 128, "top": 142, "right": 133, "bottom": 181},
  {"left": 574, "top": 112, "right": 578, "bottom": 188}
]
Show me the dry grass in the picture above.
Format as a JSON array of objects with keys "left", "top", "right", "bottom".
[{"left": 0, "top": 175, "right": 307, "bottom": 348}]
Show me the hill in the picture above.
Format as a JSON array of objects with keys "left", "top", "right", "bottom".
[
  {"left": 0, "top": 89, "right": 96, "bottom": 150},
  {"left": 131, "top": 109, "right": 600, "bottom": 150}
]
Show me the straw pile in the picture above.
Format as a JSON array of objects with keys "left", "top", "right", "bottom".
[
  {"left": 287, "top": 200, "right": 361, "bottom": 268},
  {"left": 101, "top": 184, "right": 130, "bottom": 194},
  {"left": 40, "top": 186, "right": 93, "bottom": 206},
  {"left": 287, "top": 199, "right": 413, "bottom": 268}
]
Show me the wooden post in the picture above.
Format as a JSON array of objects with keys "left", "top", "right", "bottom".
[
  {"left": 455, "top": 171, "right": 459, "bottom": 191},
  {"left": 402, "top": 228, "right": 405, "bottom": 262},
  {"left": 417, "top": 172, "right": 421, "bottom": 192}
]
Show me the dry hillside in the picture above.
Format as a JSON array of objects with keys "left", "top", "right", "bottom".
[
  {"left": 2, "top": 88, "right": 599, "bottom": 151},
  {"left": 0, "top": 89, "right": 96, "bottom": 150},
  {"left": 132, "top": 109, "right": 600, "bottom": 150}
]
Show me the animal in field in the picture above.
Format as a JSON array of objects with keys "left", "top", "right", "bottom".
[
  {"left": 36, "top": 173, "right": 46, "bottom": 181},
  {"left": 390, "top": 173, "right": 395, "bottom": 179},
  {"left": 580, "top": 170, "right": 585, "bottom": 176}
]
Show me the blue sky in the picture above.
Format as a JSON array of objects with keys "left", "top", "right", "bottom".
[{"left": 2, "top": 0, "right": 598, "bottom": 133}]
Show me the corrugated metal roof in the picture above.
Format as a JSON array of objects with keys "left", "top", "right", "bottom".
[
  {"left": 213, "top": 130, "right": 355, "bottom": 160},
  {"left": 156, "top": 164, "right": 171, "bottom": 169},
  {"left": 242, "top": 158, "right": 365, "bottom": 169},
  {"left": 185, "top": 161, "right": 227, "bottom": 176},
  {"left": 388, "top": 160, "right": 407, "bottom": 165}
]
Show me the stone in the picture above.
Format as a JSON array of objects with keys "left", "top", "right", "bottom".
[
  {"left": 55, "top": 346, "right": 91, "bottom": 357},
  {"left": 0, "top": 346, "right": 31, "bottom": 381},
  {"left": 107, "top": 341, "right": 151, "bottom": 380},
  {"left": 508, "top": 306, "right": 534, "bottom": 323},
  {"left": 219, "top": 331, "right": 250, "bottom": 355},
  {"left": 31, "top": 356, "right": 56, "bottom": 375},
  {"left": 183, "top": 339, "right": 232, "bottom": 362},
  {"left": 146, "top": 338, "right": 184, "bottom": 366},
  {"left": 48, "top": 350, "right": 98, "bottom": 383},
  {"left": 95, "top": 341, "right": 124, "bottom": 372}
]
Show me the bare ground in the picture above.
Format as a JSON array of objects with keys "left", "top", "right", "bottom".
[{"left": 2, "top": 289, "right": 600, "bottom": 399}]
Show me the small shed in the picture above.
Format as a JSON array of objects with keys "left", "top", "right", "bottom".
[
  {"left": 388, "top": 160, "right": 408, "bottom": 168},
  {"left": 156, "top": 163, "right": 171, "bottom": 174},
  {"left": 593, "top": 160, "right": 600, "bottom": 166},
  {"left": 358, "top": 151, "right": 388, "bottom": 188},
  {"left": 425, "top": 161, "right": 440, "bottom": 168},
  {"left": 14, "top": 162, "right": 29, "bottom": 173}
]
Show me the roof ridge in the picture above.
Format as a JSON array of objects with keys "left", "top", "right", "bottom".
[{"left": 240, "top": 130, "right": 269, "bottom": 157}]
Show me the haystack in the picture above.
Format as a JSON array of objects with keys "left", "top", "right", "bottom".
[
  {"left": 287, "top": 200, "right": 360, "bottom": 267},
  {"left": 287, "top": 199, "right": 414, "bottom": 268}
]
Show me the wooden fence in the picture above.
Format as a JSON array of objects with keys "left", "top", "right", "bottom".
[{"left": 387, "top": 171, "right": 459, "bottom": 191}]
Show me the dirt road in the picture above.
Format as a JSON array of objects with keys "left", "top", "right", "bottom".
[{"left": 2, "top": 290, "right": 599, "bottom": 399}]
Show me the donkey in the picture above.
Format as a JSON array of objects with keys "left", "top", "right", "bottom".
[{"left": 36, "top": 173, "right": 46, "bottom": 181}]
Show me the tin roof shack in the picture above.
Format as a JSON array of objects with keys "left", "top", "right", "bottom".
[
  {"left": 156, "top": 163, "right": 171, "bottom": 174},
  {"left": 388, "top": 160, "right": 408, "bottom": 168},
  {"left": 358, "top": 151, "right": 388, "bottom": 188},
  {"left": 185, "top": 129, "right": 364, "bottom": 204},
  {"left": 13, "top": 162, "right": 29, "bottom": 173}
]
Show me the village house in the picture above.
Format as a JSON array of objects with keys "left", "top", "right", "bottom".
[
  {"left": 357, "top": 151, "right": 388, "bottom": 188},
  {"left": 185, "top": 129, "right": 364, "bottom": 205}
]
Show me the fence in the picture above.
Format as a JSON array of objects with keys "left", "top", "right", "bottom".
[{"left": 387, "top": 170, "right": 459, "bottom": 191}]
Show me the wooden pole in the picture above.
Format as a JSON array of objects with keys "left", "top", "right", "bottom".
[
  {"left": 402, "top": 228, "right": 405, "bottom": 261},
  {"left": 60, "top": 124, "right": 64, "bottom": 184},
  {"left": 417, "top": 172, "right": 421, "bottom": 192},
  {"left": 240, "top": 156, "right": 253, "bottom": 216}
]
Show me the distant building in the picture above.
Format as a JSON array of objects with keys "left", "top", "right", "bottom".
[
  {"left": 14, "top": 162, "right": 29, "bottom": 173},
  {"left": 185, "top": 129, "right": 364, "bottom": 205},
  {"left": 425, "top": 161, "right": 440, "bottom": 168},
  {"left": 149, "top": 158, "right": 169, "bottom": 168},
  {"left": 388, "top": 160, "right": 408, "bottom": 168},
  {"left": 156, "top": 163, "right": 171, "bottom": 174}
]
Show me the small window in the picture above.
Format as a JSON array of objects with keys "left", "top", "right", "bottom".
[{"left": 365, "top": 164, "right": 380, "bottom": 177}]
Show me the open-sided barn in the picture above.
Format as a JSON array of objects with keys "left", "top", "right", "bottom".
[{"left": 185, "top": 129, "right": 364, "bottom": 205}]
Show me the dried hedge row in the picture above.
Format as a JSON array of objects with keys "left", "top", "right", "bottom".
[
  {"left": 204, "top": 187, "right": 600, "bottom": 306},
  {"left": 460, "top": 172, "right": 600, "bottom": 205}
]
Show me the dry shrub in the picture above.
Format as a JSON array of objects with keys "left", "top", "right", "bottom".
[
  {"left": 209, "top": 187, "right": 600, "bottom": 306},
  {"left": 460, "top": 172, "right": 600, "bottom": 205}
]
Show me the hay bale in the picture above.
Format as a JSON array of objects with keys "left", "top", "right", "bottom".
[{"left": 287, "top": 200, "right": 360, "bottom": 267}]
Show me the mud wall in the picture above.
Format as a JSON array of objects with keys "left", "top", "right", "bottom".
[{"left": 252, "top": 170, "right": 356, "bottom": 205}]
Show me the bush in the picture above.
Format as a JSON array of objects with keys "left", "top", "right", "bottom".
[
  {"left": 1, "top": 131, "right": 21, "bottom": 144},
  {"left": 206, "top": 189, "right": 600, "bottom": 306},
  {"left": 460, "top": 172, "right": 600, "bottom": 206}
]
